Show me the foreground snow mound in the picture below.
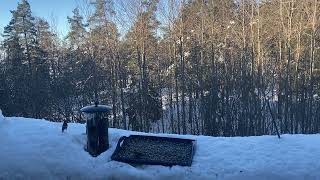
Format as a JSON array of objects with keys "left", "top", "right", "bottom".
[{"left": 0, "top": 117, "right": 320, "bottom": 180}]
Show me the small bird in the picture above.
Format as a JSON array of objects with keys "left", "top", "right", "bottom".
[{"left": 62, "top": 121, "right": 68, "bottom": 133}]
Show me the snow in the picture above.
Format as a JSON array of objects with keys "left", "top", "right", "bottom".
[
  {"left": 0, "top": 109, "right": 3, "bottom": 121},
  {"left": 1, "top": 115, "right": 320, "bottom": 180}
]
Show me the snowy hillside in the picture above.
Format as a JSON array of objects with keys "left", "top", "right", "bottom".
[{"left": 0, "top": 113, "right": 320, "bottom": 180}]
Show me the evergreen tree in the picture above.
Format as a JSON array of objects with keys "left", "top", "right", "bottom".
[
  {"left": 2, "top": 0, "right": 51, "bottom": 118},
  {"left": 66, "top": 8, "right": 87, "bottom": 50}
]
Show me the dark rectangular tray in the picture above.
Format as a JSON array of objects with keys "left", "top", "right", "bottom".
[{"left": 111, "top": 135, "right": 196, "bottom": 166}]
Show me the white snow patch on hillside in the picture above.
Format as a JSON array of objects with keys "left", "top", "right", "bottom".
[{"left": 0, "top": 117, "right": 320, "bottom": 180}]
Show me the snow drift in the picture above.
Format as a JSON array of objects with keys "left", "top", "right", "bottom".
[{"left": 0, "top": 115, "right": 320, "bottom": 180}]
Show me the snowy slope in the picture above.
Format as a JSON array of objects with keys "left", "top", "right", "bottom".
[{"left": 0, "top": 115, "right": 320, "bottom": 180}]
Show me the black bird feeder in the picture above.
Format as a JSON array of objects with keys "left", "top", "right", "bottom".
[{"left": 80, "top": 102, "right": 112, "bottom": 157}]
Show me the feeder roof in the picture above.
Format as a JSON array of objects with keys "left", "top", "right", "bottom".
[{"left": 80, "top": 104, "right": 112, "bottom": 114}]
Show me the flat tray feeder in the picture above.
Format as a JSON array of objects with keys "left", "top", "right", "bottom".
[{"left": 111, "top": 135, "right": 196, "bottom": 166}]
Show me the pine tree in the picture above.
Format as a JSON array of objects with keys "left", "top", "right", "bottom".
[
  {"left": 2, "top": 0, "right": 51, "bottom": 118},
  {"left": 67, "top": 8, "right": 87, "bottom": 50}
]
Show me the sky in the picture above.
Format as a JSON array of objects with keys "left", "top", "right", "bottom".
[
  {"left": 0, "top": 0, "right": 172, "bottom": 41},
  {"left": 0, "top": 0, "right": 79, "bottom": 38}
]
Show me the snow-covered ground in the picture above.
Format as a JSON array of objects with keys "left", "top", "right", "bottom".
[{"left": 0, "top": 112, "right": 320, "bottom": 180}]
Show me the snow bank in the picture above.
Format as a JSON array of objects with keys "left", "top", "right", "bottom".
[{"left": 0, "top": 117, "right": 320, "bottom": 180}]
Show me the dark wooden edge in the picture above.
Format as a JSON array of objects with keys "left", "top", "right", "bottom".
[
  {"left": 128, "top": 134, "right": 196, "bottom": 143},
  {"left": 111, "top": 136, "right": 127, "bottom": 160}
]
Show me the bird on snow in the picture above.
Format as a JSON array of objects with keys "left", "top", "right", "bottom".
[{"left": 62, "top": 121, "right": 68, "bottom": 133}]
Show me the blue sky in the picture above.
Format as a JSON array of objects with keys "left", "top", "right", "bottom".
[
  {"left": 0, "top": 0, "right": 172, "bottom": 40},
  {"left": 0, "top": 0, "right": 78, "bottom": 38}
]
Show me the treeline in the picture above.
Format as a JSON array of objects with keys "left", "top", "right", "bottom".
[{"left": 0, "top": 0, "right": 319, "bottom": 136}]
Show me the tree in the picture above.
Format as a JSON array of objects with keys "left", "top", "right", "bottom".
[{"left": 2, "top": 0, "right": 51, "bottom": 118}]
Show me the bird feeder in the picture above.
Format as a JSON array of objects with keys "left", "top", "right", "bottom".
[{"left": 80, "top": 102, "right": 112, "bottom": 157}]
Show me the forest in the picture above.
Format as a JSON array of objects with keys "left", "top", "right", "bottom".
[{"left": 0, "top": 0, "right": 319, "bottom": 136}]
